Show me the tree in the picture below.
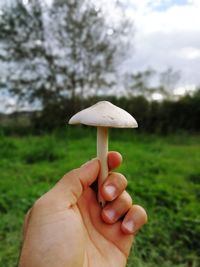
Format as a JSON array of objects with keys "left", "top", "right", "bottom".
[
  {"left": 124, "top": 67, "right": 182, "bottom": 100},
  {"left": 0, "top": 0, "right": 47, "bottom": 104},
  {"left": 159, "top": 67, "right": 181, "bottom": 99},
  {"left": 124, "top": 69, "right": 157, "bottom": 99},
  {"left": 0, "top": 0, "right": 132, "bottom": 110}
]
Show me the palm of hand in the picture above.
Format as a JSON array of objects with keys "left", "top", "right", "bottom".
[
  {"left": 22, "top": 187, "right": 132, "bottom": 267},
  {"left": 74, "top": 188, "right": 132, "bottom": 267}
]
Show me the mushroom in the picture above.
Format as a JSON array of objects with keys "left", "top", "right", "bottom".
[{"left": 69, "top": 101, "right": 138, "bottom": 206}]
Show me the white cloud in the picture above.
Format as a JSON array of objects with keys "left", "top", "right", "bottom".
[
  {"left": 121, "top": 0, "right": 200, "bottom": 87},
  {"left": 124, "top": 0, "right": 200, "bottom": 35},
  {"left": 125, "top": 0, "right": 200, "bottom": 33},
  {"left": 178, "top": 47, "right": 200, "bottom": 60}
]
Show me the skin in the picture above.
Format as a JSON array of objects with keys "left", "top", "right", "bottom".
[{"left": 19, "top": 151, "right": 147, "bottom": 267}]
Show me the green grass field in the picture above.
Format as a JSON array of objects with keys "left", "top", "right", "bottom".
[{"left": 0, "top": 128, "right": 200, "bottom": 267}]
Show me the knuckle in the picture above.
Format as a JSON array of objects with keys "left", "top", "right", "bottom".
[
  {"left": 134, "top": 205, "right": 148, "bottom": 222},
  {"left": 122, "top": 191, "right": 133, "bottom": 206},
  {"left": 61, "top": 168, "right": 81, "bottom": 187},
  {"left": 64, "top": 168, "right": 79, "bottom": 180},
  {"left": 119, "top": 173, "right": 127, "bottom": 187},
  {"left": 112, "top": 172, "right": 127, "bottom": 188}
]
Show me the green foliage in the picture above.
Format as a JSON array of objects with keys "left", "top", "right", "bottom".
[
  {"left": 0, "top": 129, "right": 199, "bottom": 267},
  {"left": 22, "top": 136, "right": 63, "bottom": 164},
  {"left": 0, "top": 0, "right": 131, "bottom": 105},
  {"left": 30, "top": 91, "right": 200, "bottom": 133}
]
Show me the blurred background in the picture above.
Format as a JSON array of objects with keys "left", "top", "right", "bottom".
[{"left": 0, "top": 0, "right": 199, "bottom": 266}]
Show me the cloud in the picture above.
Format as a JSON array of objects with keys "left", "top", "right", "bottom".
[
  {"left": 1, "top": 0, "right": 200, "bottom": 90},
  {"left": 178, "top": 47, "right": 200, "bottom": 60},
  {"left": 122, "top": 0, "right": 200, "bottom": 86}
]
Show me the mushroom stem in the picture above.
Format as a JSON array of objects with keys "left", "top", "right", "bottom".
[{"left": 97, "top": 126, "right": 108, "bottom": 207}]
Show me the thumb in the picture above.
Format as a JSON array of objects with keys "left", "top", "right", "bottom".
[{"left": 53, "top": 159, "right": 100, "bottom": 205}]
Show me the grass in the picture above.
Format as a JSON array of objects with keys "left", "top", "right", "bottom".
[{"left": 0, "top": 127, "right": 200, "bottom": 267}]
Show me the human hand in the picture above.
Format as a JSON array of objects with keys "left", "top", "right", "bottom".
[{"left": 19, "top": 152, "right": 147, "bottom": 267}]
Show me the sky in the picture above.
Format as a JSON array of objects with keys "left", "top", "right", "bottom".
[
  {"left": 0, "top": 0, "right": 200, "bottom": 112},
  {"left": 118, "top": 0, "right": 200, "bottom": 90}
]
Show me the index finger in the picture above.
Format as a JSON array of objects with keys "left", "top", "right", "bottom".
[{"left": 108, "top": 151, "right": 122, "bottom": 170}]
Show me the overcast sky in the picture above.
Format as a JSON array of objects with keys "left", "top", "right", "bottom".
[
  {"left": 1, "top": 0, "right": 200, "bottom": 89},
  {"left": 1, "top": 0, "right": 200, "bottom": 112},
  {"left": 118, "top": 0, "right": 200, "bottom": 89}
]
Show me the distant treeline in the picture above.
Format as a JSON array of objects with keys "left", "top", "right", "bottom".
[
  {"left": 1, "top": 90, "right": 200, "bottom": 135},
  {"left": 32, "top": 90, "right": 200, "bottom": 134}
]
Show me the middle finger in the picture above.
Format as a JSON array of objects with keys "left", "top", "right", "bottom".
[{"left": 101, "top": 172, "right": 127, "bottom": 201}]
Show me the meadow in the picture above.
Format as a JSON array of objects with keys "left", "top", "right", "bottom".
[{"left": 0, "top": 127, "right": 199, "bottom": 267}]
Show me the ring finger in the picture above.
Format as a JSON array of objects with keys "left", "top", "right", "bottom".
[{"left": 101, "top": 191, "right": 132, "bottom": 224}]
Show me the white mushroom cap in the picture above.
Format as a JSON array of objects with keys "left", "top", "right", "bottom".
[{"left": 69, "top": 101, "right": 138, "bottom": 128}]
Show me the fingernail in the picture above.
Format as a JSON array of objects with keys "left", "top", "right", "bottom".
[
  {"left": 104, "top": 185, "right": 117, "bottom": 199},
  {"left": 81, "top": 158, "right": 96, "bottom": 168},
  {"left": 123, "top": 220, "right": 136, "bottom": 233},
  {"left": 103, "top": 209, "right": 116, "bottom": 222}
]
